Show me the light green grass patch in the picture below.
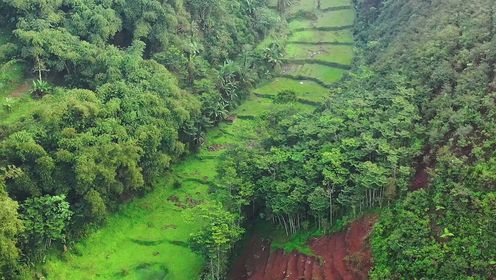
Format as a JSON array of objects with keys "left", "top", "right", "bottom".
[
  {"left": 44, "top": 177, "right": 206, "bottom": 280},
  {"left": 0, "top": 96, "right": 37, "bottom": 125},
  {"left": 289, "top": 29, "right": 353, "bottom": 43},
  {"left": 255, "top": 77, "right": 329, "bottom": 103},
  {"left": 288, "top": 18, "right": 313, "bottom": 30},
  {"left": 320, "top": 0, "right": 351, "bottom": 9},
  {"left": 237, "top": 94, "right": 314, "bottom": 117},
  {"left": 316, "top": 9, "right": 355, "bottom": 27},
  {"left": 286, "top": 63, "right": 345, "bottom": 84},
  {"left": 0, "top": 61, "right": 36, "bottom": 125},
  {"left": 0, "top": 28, "right": 36, "bottom": 125},
  {"left": 288, "top": 9, "right": 354, "bottom": 30},
  {"left": 285, "top": 43, "right": 353, "bottom": 65},
  {"left": 287, "top": 0, "right": 318, "bottom": 15}
]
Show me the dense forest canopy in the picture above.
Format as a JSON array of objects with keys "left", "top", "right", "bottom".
[{"left": 0, "top": 0, "right": 283, "bottom": 277}]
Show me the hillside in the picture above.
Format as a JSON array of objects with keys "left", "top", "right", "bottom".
[
  {"left": 220, "top": 0, "right": 496, "bottom": 279},
  {"left": 1, "top": 0, "right": 495, "bottom": 279}
]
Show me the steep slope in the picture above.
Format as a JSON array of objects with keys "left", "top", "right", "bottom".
[{"left": 228, "top": 215, "right": 377, "bottom": 280}]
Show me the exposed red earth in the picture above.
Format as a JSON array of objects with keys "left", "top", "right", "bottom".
[
  {"left": 410, "top": 162, "right": 429, "bottom": 191},
  {"left": 228, "top": 214, "right": 378, "bottom": 280}
]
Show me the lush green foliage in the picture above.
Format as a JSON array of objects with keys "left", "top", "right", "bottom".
[
  {"left": 220, "top": 69, "right": 420, "bottom": 234},
  {"left": 0, "top": 167, "right": 23, "bottom": 278},
  {"left": 189, "top": 203, "right": 244, "bottom": 280},
  {"left": 218, "top": 0, "right": 496, "bottom": 278},
  {"left": 3, "top": 0, "right": 494, "bottom": 278},
  {"left": 20, "top": 195, "right": 72, "bottom": 262},
  {"left": 353, "top": 0, "right": 496, "bottom": 278},
  {"left": 0, "top": 0, "right": 283, "bottom": 277}
]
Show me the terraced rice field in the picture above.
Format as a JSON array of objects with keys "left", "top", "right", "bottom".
[{"left": 43, "top": 0, "right": 355, "bottom": 279}]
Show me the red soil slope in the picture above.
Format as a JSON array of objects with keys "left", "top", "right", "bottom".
[{"left": 228, "top": 215, "right": 378, "bottom": 280}]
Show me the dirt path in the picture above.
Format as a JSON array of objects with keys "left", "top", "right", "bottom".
[
  {"left": 228, "top": 215, "right": 378, "bottom": 280},
  {"left": 9, "top": 79, "right": 32, "bottom": 98}
]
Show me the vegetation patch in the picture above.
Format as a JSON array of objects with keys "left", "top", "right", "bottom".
[
  {"left": 317, "top": 8, "right": 355, "bottom": 26},
  {"left": 319, "top": 0, "right": 351, "bottom": 10},
  {"left": 289, "top": 29, "right": 354, "bottom": 43},
  {"left": 0, "top": 0, "right": 355, "bottom": 279},
  {"left": 285, "top": 43, "right": 354, "bottom": 65},
  {"left": 255, "top": 77, "right": 328, "bottom": 97},
  {"left": 283, "top": 63, "right": 346, "bottom": 84}
]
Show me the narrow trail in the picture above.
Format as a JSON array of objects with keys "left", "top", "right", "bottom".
[{"left": 44, "top": 0, "right": 355, "bottom": 279}]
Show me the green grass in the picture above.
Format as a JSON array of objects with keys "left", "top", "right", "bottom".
[
  {"left": 44, "top": 168, "right": 209, "bottom": 280},
  {"left": 0, "top": 96, "right": 37, "bottom": 125},
  {"left": 287, "top": 0, "right": 319, "bottom": 15},
  {"left": 285, "top": 63, "right": 346, "bottom": 84},
  {"left": 320, "top": 0, "right": 351, "bottom": 9},
  {"left": 236, "top": 94, "right": 314, "bottom": 118},
  {"left": 289, "top": 9, "right": 355, "bottom": 30},
  {"left": 267, "top": 0, "right": 278, "bottom": 8},
  {"left": 0, "top": 61, "right": 27, "bottom": 98},
  {"left": 0, "top": 28, "right": 36, "bottom": 125},
  {"left": 255, "top": 77, "right": 329, "bottom": 103},
  {"left": 289, "top": 29, "right": 354, "bottom": 43},
  {"left": 288, "top": 19, "right": 314, "bottom": 30},
  {"left": 43, "top": 0, "right": 355, "bottom": 278},
  {"left": 316, "top": 9, "right": 355, "bottom": 26},
  {"left": 285, "top": 43, "right": 354, "bottom": 65}
]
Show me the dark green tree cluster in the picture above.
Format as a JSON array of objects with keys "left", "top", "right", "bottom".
[
  {"left": 219, "top": 70, "right": 421, "bottom": 235},
  {"left": 189, "top": 203, "right": 244, "bottom": 280},
  {"left": 0, "top": 0, "right": 282, "bottom": 276},
  {"left": 0, "top": 166, "right": 23, "bottom": 278},
  {"left": 355, "top": 0, "right": 496, "bottom": 277}
]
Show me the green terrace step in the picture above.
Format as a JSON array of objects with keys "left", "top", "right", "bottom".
[
  {"left": 289, "top": 29, "right": 354, "bottom": 43},
  {"left": 291, "top": 25, "right": 354, "bottom": 32},
  {"left": 285, "top": 43, "right": 354, "bottom": 65},
  {"left": 321, "top": 5, "right": 353, "bottom": 12},
  {"left": 288, "top": 9, "right": 355, "bottom": 29},
  {"left": 282, "top": 63, "right": 346, "bottom": 85},
  {"left": 319, "top": 0, "right": 352, "bottom": 10},
  {"left": 282, "top": 58, "right": 351, "bottom": 70},
  {"left": 278, "top": 73, "right": 333, "bottom": 88},
  {"left": 254, "top": 77, "right": 331, "bottom": 104},
  {"left": 254, "top": 77, "right": 329, "bottom": 99},
  {"left": 287, "top": 41, "right": 353, "bottom": 46},
  {"left": 317, "top": 8, "right": 355, "bottom": 25},
  {"left": 253, "top": 92, "right": 324, "bottom": 107},
  {"left": 235, "top": 94, "right": 315, "bottom": 118}
]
